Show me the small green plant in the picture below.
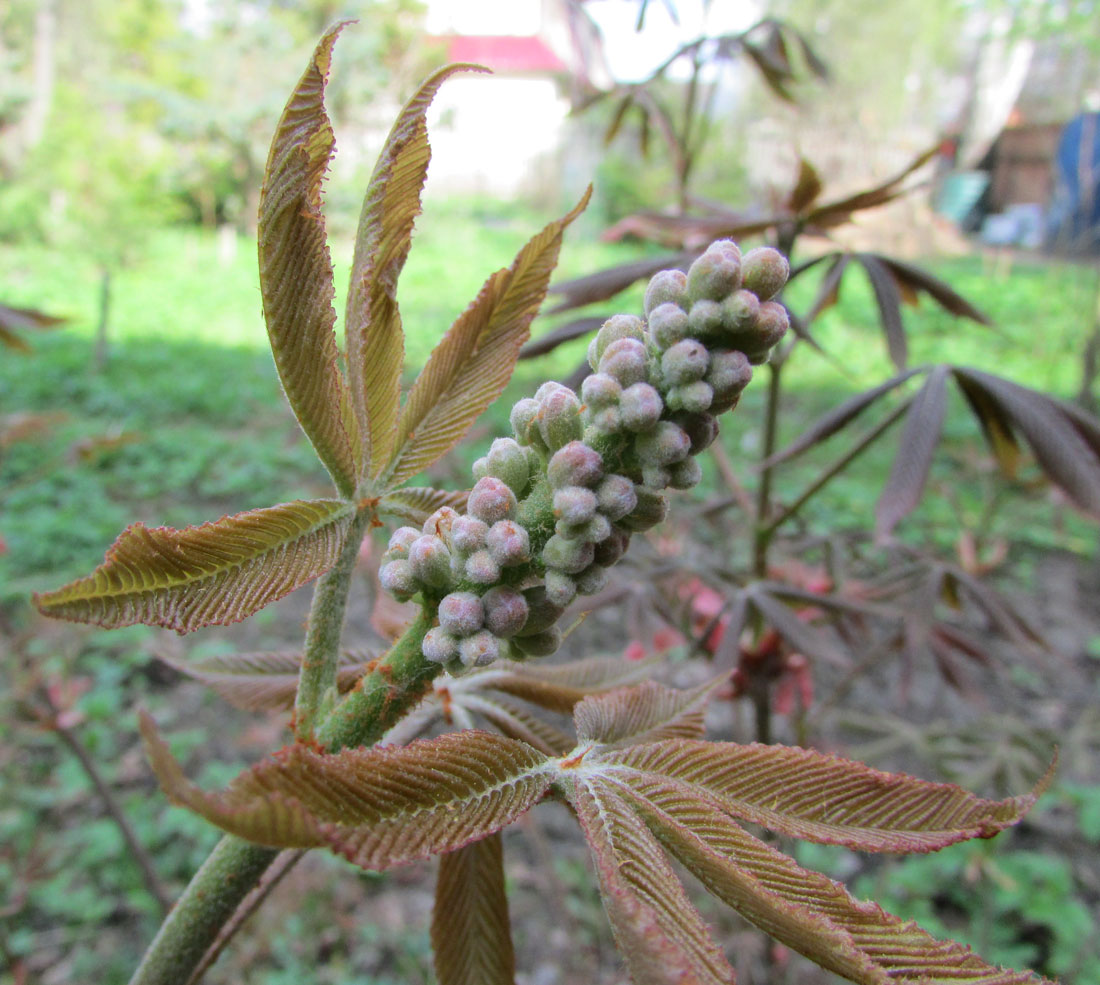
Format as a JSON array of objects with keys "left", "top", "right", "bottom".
[{"left": 35, "top": 25, "right": 1063, "bottom": 985}]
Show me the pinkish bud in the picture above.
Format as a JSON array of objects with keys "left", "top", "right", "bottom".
[
  {"left": 619, "top": 382, "right": 664, "bottom": 433},
  {"left": 648, "top": 302, "right": 690, "bottom": 349},
  {"left": 644, "top": 268, "right": 688, "bottom": 315},
  {"left": 485, "top": 519, "right": 530, "bottom": 567},
  {"left": 438, "top": 591, "right": 485, "bottom": 636},
  {"left": 599, "top": 337, "right": 649, "bottom": 387},
  {"left": 482, "top": 585, "right": 529, "bottom": 638},
  {"left": 547, "top": 441, "right": 603, "bottom": 489},
  {"left": 740, "top": 246, "right": 789, "bottom": 301},
  {"left": 467, "top": 476, "right": 517, "bottom": 524}
]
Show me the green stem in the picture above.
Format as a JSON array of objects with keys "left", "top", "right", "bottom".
[
  {"left": 295, "top": 508, "right": 372, "bottom": 740},
  {"left": 128, "top": 837, "right": 279, "bottom": 985},
  {"left": 752, "top": 360, "right": 783, "bottom": 578}
]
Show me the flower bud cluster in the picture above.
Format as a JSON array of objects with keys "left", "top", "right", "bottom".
[{"left": 378, "top": 239, "right": 788, "bottom": 672}]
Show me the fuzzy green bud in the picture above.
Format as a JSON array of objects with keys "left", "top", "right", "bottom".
[
  {"left": 619, "top": 486, "right": 669, "bottom": 531},
  {"left": 575, "top": 562, "right": 609, "bottom": 596},
  {"left": 686, "top": 244, "right": 742, "bottom": 303},
  {"left": 740, "top": 246, "right": 789, "bottom": 301},
  {"left": 485, "top": 519, "right": 530, "bottom": 567},
  {"left": 588, "top": 314, "right": 646, "bottom": 371},
  {"left": 595, "top": 474, "right": 638, "bottom": 521},
  {"left": 635, "top": 421, "right": 691, "bottom": 467},
  {"left": 548, "top": 441, "right": 604, "bottom": 489},
  {"left": 467, "top": 476, "right": 517, "bottom": 525},
  {"left": 661, "top": 339, "right": 710, "bottom": 386},
  {"left": 451, "top": 515, "right": 489, "bottom": 554},
  {"left": 644, "top": 268, "right": 689, "bottom": 315},
  {"left": 618, "top": 381, "right": 663, "bottom": 432},
  {"left": 648, "top": 302, "right": 691, "bottom": 350},
  {"left": 668, "top": 456, "right": 704, "bottom": 490},
  {"left": 672, "top": 412, "right": 720, "bottom": 454},
  {"left": 484, "top": 437, "right": 530, "bottom": 495},
  {"left": 379, "top": 559, "right": 417, "bottom": 600},
  {"left": 688, "top": 300, "right": 724, "bottom": 339},
  {"left": 544, "top": 569, "right": 577, "bottom": 607},
  {"left": 553, "top": 485, "right": 599, "bottom": 526},
  {"left": 423, "top": 507, "right": 460, "bottom": 541},
  {"left": 745, "top": 301, "right": 790, "bottom": 363},
  {"left": 542, "top": 534, "right": 595, "bottom": 575},
  {"left": 667, "top": 380, "right": 714, "bottom": 414},
  {"left": 422, "top": 627, "right": 459, "bottom": 664},
  {"left": 438, "top": 591, "right": 484, "bottom": 636},
  {"left": 512, "top": 626, "right": 562, "bottom": 657},
  {"left": 510, "top": 398, "right": 545, "bottom": 449},
  {"left": 385, "top": 526, "right": 420, "bottom": 560},
  {"left": 459, "top": 630, "right": 500, "bottom": 668},
  {"left": 465, "top": 549, "right": 502, "bottom": 585},
  {"left": 482, "top": 585, "right": 529, "bottom": 638},
  {"left": 599, "top": 337, "right": 649, "bottom": 388},
  {"left": 537, "top": 387, "right": 584, "bottom": 451},
  {"left": 408, "top": 535, "right": 453, "bottom": 589},
  {"left": 593, "top": 527, "right": 630, "bottom": 566},
  {"left": 706, "top": 350, "right": 753, "bottom": 411},
  {"left": 720, "top": 290, "right": 760, "bottom": 334},
  {"left": 517, "top": 586, "right": 565, "bottom": 636},
  {"left": 581, "top": 372, "right": 622, "bottom": 409}
]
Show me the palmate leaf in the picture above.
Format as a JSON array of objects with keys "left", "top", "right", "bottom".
[
  {"left": 345, "top": 63, "right": 487, "bottom": 482},
  {"left": 141, "top": 716, "right": 552, "bottom": 869},
  {"left": 572, "top": 780, "right": 735, "bottom": 985},
  {"left": 34, "top": 500, "right": 354, "bottom": 634},
  {"left": 432, "top": 832, "right": 516, "bottom": 985},
  {"left": 602, "top": 737, "right": 1045, "bottom": 853},
  {"left": 573, "top": 678, "right": 717, "bottom": 748},
  {"left": 385, "top": 189, "right": 590, "bottom": 486},
  {"left": 257, "top": 24, "right": 358, "bottom": 496},
  {"left": 620, "top": 777, "right": 1051, "bottom": 985},
  {"left": 161, "top": 649, "right": 374, "bottom": 712},
  {"left": 378, "top": 486, "right": 469, "bottom": 526}
]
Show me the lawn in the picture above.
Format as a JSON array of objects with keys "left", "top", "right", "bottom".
[{"left": 3, "top": 207, "right": 1099, "bottom": 983}]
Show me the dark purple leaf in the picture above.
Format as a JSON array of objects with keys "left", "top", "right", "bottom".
[
  {"left": 857, "top": 253, "right": 908, "bottom": 369},
  {"left": 879, "top": 257, "right": 991, "bottom": 325},
  {"left": 876, "top": 365, "right": 950, "bottom": 537},
  {"left": 546, "top": 253, "right": 695, "bottom": 313},
  {"left": 520, "top": 316, "right": 606, "bottom": 359},
  {"left": 747, "top": 587, "right": 850, "bottom": 667}
]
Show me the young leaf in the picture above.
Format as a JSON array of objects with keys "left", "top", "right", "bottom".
[
  {"left": 378, "top": 486, "right": 470, "bottom": 526},
  {"left": 160, "top": 649, "right": 374, "bottom": 712},
  {"left": 257, "top": 24, "right": 358, "bottom": 496},
  {"left": 875, "top": 365, "right": 949, "bottom": 538},
  {"left": 878, "top": 256, "right": 992, "bottom": 325},
  {"left": 460, "top": 693, "right": 576, "bottom": 756},
  {"left": 622, "top": 778, "right": 1053, "bottom": 985},
  {"left": 490, "top": 656, "right": 654, "bottom": 714},
  {"left": 747, "top": 587, "right": 850, "bottom": 667},
  {"left": 432, "top": 832, "right": 516, "bottom": 985},
  {"left": 604, "top": 738, "right": 1046, "bottom": 853},
  {"left": 141, "top": 717, "right": 552, "bottom": 869},
  {"left": 34, "top": 500, "right": 355, "bottom": 634},
  {"left": 855, "top": 253, "right": 907, "bottom": 369},
  {"left": 573, "top": 679, "right": 719, "bottom": 748},
  {"left": 570, "top": 780, "right": 735, "bottom": 985},
  {"left": 345, "top": 64, "right": 488, "bottom": 482},
  {"left": 385, "top": 188, "right": 590, "bottom": 486}
]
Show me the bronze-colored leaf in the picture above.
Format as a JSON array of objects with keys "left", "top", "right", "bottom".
[
  {"left": 345, "top": 64, "right": 488, "bottom": 482},
  {"left": 545, "top": 253, "right": 694, "bottom": 313},
  {"left": 803, "top": 253, "right": 848, "bottom": 324},
  {"left": 571, "top": 780, "right": 735, "bottom": 985},
  {"left": 35, "top": 500, "right": 355, "bottom": 634},
  {"left": 257, "top": 24, "right": 358, "bottom": 496},
  {"left": 573, "top": 678, "right": 719, "bottom": 748},
  {"left": 432, "top": 833, "right": 516, "bottom": 985},
  {"left": 875, "top": 365, "right": 949, "bottom": 537},
  {"left": 787, "top": 157, "right": 823, "bottom": 214},
  {"left": 141, "top": 717, "right": 552, "bottom": 868},
  {"left": 461, "top": 693, "right": 575, "bottom": 756},
  {"left": 490, "top": 656, "right": 654, "bottom": 714},
  {"left": 624, "top": 778, "right": 1052, "bottom": 985},
  {"left": 807, "top": 146, "right": 939, "bottom": 229},
  {"left": 952, "top": 367, "right": 1100, "bottom": 515},
  {"left": 386, "top": 189, "right": 590, "bottom": 486},
  {"left": 161, "top": 649, "right": 374, "bottom": 712},
  {"left": 763, "top": 368, "right": 920, "bottom": 468},
  {"left": 378, "top": 486, "right": 469, "bottom": 526},
  {"left": 605, "top": 738, "right": 1047, "bottom": 853},
  {"left": 747, "top": 588, "right": 849, "bottom": 667},
  {"left": 0, "top": 303, "right": 67, "bottom": 352}
]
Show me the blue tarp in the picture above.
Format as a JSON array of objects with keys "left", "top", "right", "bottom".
[{"left": 1046, "top": 112, "right": 1100, "bottom": 253}]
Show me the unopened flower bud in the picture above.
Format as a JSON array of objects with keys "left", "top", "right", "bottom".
[
  {"left": 486, "top": 519, "right": 530, "bottom": 566},
  {"left": 438, "top": 591, "right": 484, "bottom": 636},
  {"left": 482, "top": 585, "right": 529, "bottom": 638},
  {"left": 595, "top": 474, "right": 637, "bottom": 521},
  {"left": 511, "top": 398, "right": 545, "bottom": 448},
  {"left": 619, "top": 486, "right": 669, "bottom": 531},
  {"left": 644, "top": 268, "right": 688, "bottom": 315},
  {"left": 450, "top": 515, "right": 489, "bottom": 554},
  {"left": 423, "top": 507, "right": 460, "bottom": 540},
  {"left": 465, "top": 548, "right": 501, "bottom": 585},
  {"left": 688, "top": 300, "right": 724, "bottom": 339},
  {"left": 553, "top": 486, "right": 599, "bottom": 526},
  {"left": 408, "top": 535, "right": 453, "bottom": 588},
  {"left": 599, "top": 337, "right": 649, "bottom": 387},
  {"left": 648, "top": 302, "right": 690, "bottom": 349},
  {"left": 668, "top": 456, "right": 703, "bottom": 490},
  {"left": 459, "top": 630, "right": 500, "bottom": 667},
  {"left": 575, "top": 562, "right": 609, "bottom": 596},
  {"left": 485, "top": 437, "right": 530, "bottom": 495},
  {"left": 593, "top": 527, "right": 631, "bottom": 566},
  {"left": 667, "top": 380, "right": 714, "bottom": 414},
  {"left": 544, "top": 569, "right": 577, "bottom": 607},
  {"left": 542, "top": 534, "right": 595, "bottom": 575},
  {"left": 662, "top": 339, "right": 710, "bottom": 386},
  {"left": 548, "top": 441, "right": 603, "bottom": 489},
  {"left": 706, "top": 350, "right": 753, "bottom": 410},
  {"left": 589, "top": 314, "right": 646, "bottom": 370},
  {"left": 422, "top": 627, "right": 459, "bottom": 664},
  {"left": 720, "top": 290, "right": 760, "bottom": 333},
  {"left": 672, "top": 412, "right": 720, "bottom": 454},
  {"left": 467, "top": 476, "right": 517, "bottom": 524},
  {"left": 385, "top": 526, "right": 420, "bottom": 559},
  {"left": 379, "top": 559, "right": 417, "bottom": 600},
  {"left": 538, "top": 387, "right": 584, "bottom": 451},
  {"left": 687, "top": 244, "right": 742, "bottom": 303},
  {"left": 745, "top": 301, "right": 789, "bottom": 363},
  {"left": 740, "top": 246, "right": 789, "bottom": 301},
  {"left": 619, "top": 382, "right": 664, "bottom": 432},
  {"left": 635, "top": 421, "right": 691, "bottom": 467},
  {"left": 518, "top": 586, "right": 565, "bottom": 636},
  {"left": 581, "top": 372, "right": 622, "bottom": 409},
  {"left": 512, "top": 626, "right": 562, "bottom": 657}
]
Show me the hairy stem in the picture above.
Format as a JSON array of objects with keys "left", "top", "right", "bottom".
[
  {"left": 295, "top": 508, "right": 372, "bottom": 740},
  {"left": 752, "top": 360, "right": 783, "bottom": 578}
]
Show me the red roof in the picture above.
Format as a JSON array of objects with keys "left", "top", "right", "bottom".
[{"left": 442, "top": 35, "right": 566, "bottom": 74}]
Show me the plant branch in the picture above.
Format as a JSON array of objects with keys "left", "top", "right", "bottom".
[
  {"left": 752, "top": 360, "right": 784, "bottom": 577},
  {"left": 761, "top": 396, "right": 913, "bottom": 538},
  {"left": 295, "top": 507, "right": 373, "bottom": 740},
  {"left": 54, "top": 720, "right": 172, "bottom": 916}
]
